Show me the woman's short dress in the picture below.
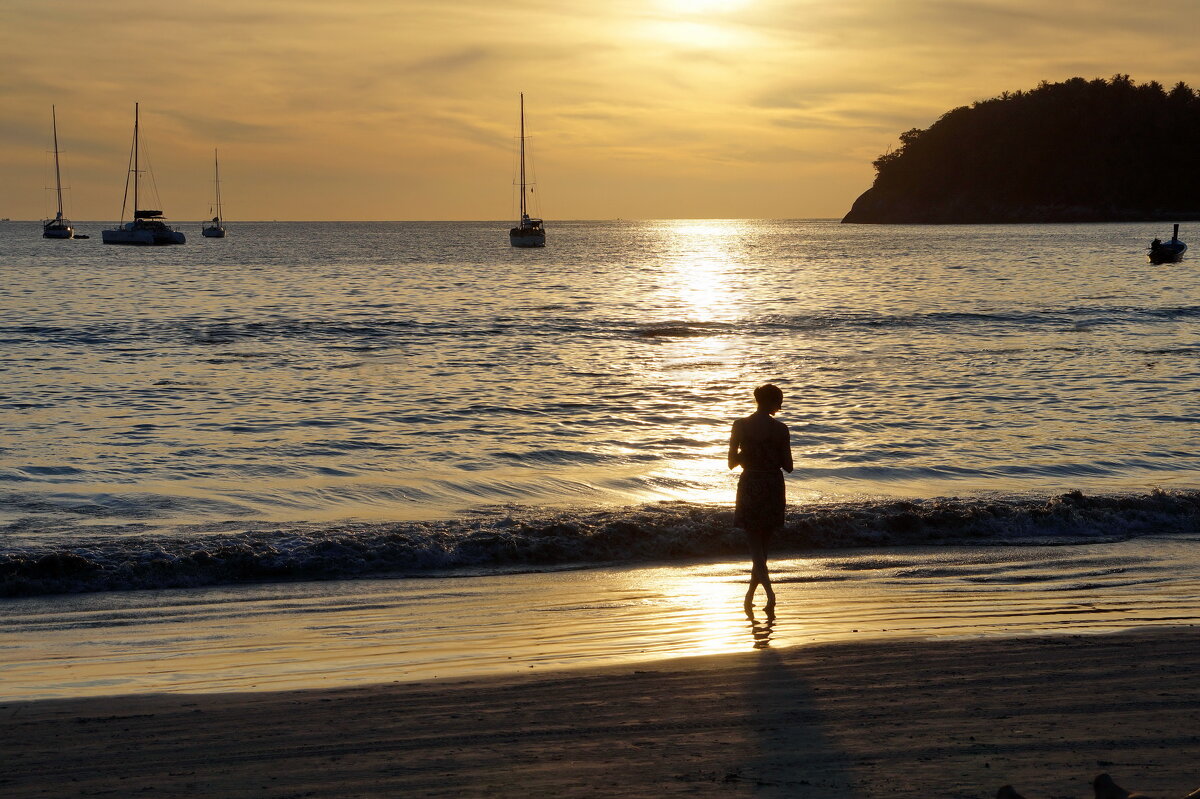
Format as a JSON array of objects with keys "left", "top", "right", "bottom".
[{"left": 734, "top": 469, "right": 786, "bottom": 532}]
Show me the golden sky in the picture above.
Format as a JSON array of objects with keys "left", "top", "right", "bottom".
[{"left": 4, "top": 0, "right": 1199, "bottom": 221}]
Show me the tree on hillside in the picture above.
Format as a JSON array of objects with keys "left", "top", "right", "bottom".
[{"left": 844, "top": 75, "right": 1200, "bottom": 223}]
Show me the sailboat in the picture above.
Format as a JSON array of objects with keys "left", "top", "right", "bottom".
[
  {"left": 42, "top": 106, "right": 74, "bottom": 239},
  {"left": 102, "top": 103, "right": 186, "bottom": 246},
  {"left": 509, "top": 93, "right": 545, "bottom": 248},
  {"left": 202, "top": 149, "right": 227, "bottom": 238}
]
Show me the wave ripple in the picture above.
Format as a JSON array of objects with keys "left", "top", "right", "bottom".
[{"left": 3, "top": 490, "right": 1197, "bottom": 597}]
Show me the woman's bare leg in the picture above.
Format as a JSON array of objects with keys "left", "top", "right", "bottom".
[{"left": 745, "top": 530, "right": 775, "bottom": 612}]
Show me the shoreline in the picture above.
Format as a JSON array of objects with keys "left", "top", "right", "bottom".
[
  {"left": 6, "top": 533, "right": 1200, "bottom": 701},
  {"left": 4, "top": 627, "right": 1198, "bottom": 798}
]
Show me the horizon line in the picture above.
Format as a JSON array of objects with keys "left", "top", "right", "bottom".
[{"left": 4, "top": 217, "right": 846, "bottom": 224}]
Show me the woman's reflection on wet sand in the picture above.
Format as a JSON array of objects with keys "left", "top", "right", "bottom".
[{"left": 748, "top": 611, "right": 776, "bottom": 650}]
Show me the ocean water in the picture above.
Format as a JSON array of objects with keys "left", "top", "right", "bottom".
[{"left": 2, "top": 219, "right": 1199, "bottom": 597}]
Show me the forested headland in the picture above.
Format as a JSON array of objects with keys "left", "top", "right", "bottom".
[{"left": 842, "top": 75, "right": 1200, "bottom": 223}]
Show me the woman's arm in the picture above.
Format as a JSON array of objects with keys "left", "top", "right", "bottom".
[
  {"left": 727, "top": 421, "right": 742, "bottom": 470},
  {"left": 779, "top": 424, "right": 794, "bottom": 473}
]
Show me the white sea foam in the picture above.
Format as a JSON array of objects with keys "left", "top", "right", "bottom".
[{"left": 2, "top": 491, "right": 1196, "bottom": 596}]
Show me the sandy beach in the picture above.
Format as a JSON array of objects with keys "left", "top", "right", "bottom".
[{"left": 4, "top": 627, "right": 1198, "bottom": 799}]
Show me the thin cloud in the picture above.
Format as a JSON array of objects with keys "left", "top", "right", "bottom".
[
  {"left": 408, "top": 47, "right": 498, "bottom": 75},
  {"left": 159, "top": 112, "right": 297, "bottom": 145}
]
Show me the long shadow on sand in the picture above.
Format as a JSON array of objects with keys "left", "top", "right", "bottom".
[{"left": 737, "top": 611, "right": 859, "bottom": 796}]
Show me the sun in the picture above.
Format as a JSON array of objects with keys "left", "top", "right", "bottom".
[
  {"left": 647, "top": 0, "right": 756, "bottom": 49},
  {"left": 661, "top": 0, "right": 751, "bottom": 14}
]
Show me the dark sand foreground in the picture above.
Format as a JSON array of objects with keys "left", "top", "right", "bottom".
[{"left": 3, "top": 628, "right": 1198, "bottom": 798}]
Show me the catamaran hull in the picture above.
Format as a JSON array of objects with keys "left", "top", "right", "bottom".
[
  {"left": 509, "top": 231, "right": 545, "bottom": 248},
  {"left": 42, "top": 225, "right": 74, "bottom": 239},
  {"left": 102, "top": 229, "right": 186, "bottom": 245}
]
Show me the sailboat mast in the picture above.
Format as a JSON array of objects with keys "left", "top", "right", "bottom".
[
  {"left": 51, "top": 106, "right": 64, "bottom": 220},
  {"left": 519, "top": 93, "right": 526, "bottom": 220},
  {"left": 213, "top": 149, "right": 222, "bottom": 220},
  {"left": 133, "top": 103, "right": 140, "bottom": 216}
]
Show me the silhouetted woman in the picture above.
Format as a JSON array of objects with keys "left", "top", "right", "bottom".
[{"left": 728, "top": 384, "right": 793, "bottom": 614}]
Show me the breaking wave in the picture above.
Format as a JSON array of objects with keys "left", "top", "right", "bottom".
[{"left": 3, "top": 490, "right": 1197, "bottom": 597}]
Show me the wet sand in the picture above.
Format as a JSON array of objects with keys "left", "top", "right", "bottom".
[
  {"left": 8, "top": 535, "right": 1200, "bottom": 700},
  {"left": 4, "top": 627, "right": 1198, "bottom": 798}
]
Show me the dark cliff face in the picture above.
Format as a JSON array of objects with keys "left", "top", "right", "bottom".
[{"left": 842, "top": 75, "right": 1200, "bottom": 224}]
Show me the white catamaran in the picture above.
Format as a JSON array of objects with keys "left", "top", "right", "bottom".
[
  {"left": 509, "top": 93, "right": 545, "bottom": 248},
  {"left": 42, "top": 106, "right": 74, "bottom": 239},
  {"left": 202, "top": 148, "right": 227, "bottom": 238},
  {"left": 102, "top": 103, "right": 186, "bottom": 246}
]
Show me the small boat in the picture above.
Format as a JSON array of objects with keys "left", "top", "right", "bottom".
[
  {"left": 202, "top": 148, "right": 227, "bottom": 238},
  {"left": 102, "top": 103, "right": 185, "bottom": 246},
  {"left": 509, "top": 93, "right": 545, "bottom": 248},
  {"left": 1149, "top": 224, "right": 1186, "bottom": 263},
  {"left": 42, "top": 106, "right": 74, "bottom": 240}
]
